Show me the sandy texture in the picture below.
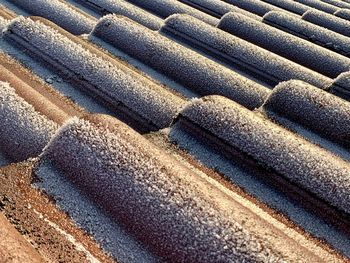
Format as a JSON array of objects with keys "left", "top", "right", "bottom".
[
  {"left": 180, "top": 95, "right": 350, "bottom": 214},
  {"left": 83, "top": 0, "right": 162, "bottom": 30},
  {"left": 219, "top": 12, "right": 350, "bottom": 78},
  {"left": 5, "top": 16, "right": 185, "bottom": 128},
  {"left": 302, "top": 9, "right": 350, "bottom": 37},
  {"left": 264, "top": 11, "right": 350, "bottom": 56},
  {"left": 162, "top": 14, "right": 330, "bottom": 88},
  {"left": 125, "top": 0, "right": 218, "bottom": 25},
  {"left": 261, "top": 80, "right": 350, "bottom": 146},
  {"left": 91, "top": 15, "right": 269, "bottom": 109},
  {"left": 0, "top": 81, "right": 59, "bottom": 162},
  {"left": 10, "top": 0, "right": 95, "bottom": 34},
  {"left": 295, "top": 0, "right": 339, "bottom": 13}
]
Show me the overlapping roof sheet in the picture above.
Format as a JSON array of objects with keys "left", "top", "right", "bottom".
[{"left": 0, "top": 0, "right": 349, "bottom": 262}]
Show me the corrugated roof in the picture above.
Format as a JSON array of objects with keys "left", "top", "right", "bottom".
[{"left": 0, "top": 0, "right": 349, "bottom": 262}]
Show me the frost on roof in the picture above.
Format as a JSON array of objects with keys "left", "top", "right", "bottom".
[
  {"left": 39, "top": 115, "right": 285, "bottom": 262},
  {"left": 264, "top": 11, "right": 350, "bottom": 56},
  {"left": 0, "top": 16, "right": 8, "bottom": 33},
  {"left": 125, "top": 0, "right": 219, "bottom": 25},
  {"left": 5, "top": 16, "right": 185, "bottom": 129},
  {"left": 221, "top": 0, "right": 289, "bottom": 16},
  {"left": 295, "top": 0, "right": 339, "bottom": 13},
  {"left": 302, "top": 9, "right": 350, "bottom": 38},
  {"left": 10, "top": 0, "right": 95, "bottom": 35},
  {"left": 86, "top": 0, "right": 162, "bottom": 30},
  {"left": 334, "top": 8, "right": 350, "bottom": 20},
  {"left": 178, "top": 0, "right": 261, "bottom": 20},
  {"left": 321, "top": 0, "right": 350, "bottom": 9},
  {"left": 261, "top": 80, "right": 350, "bottom": 146},
  {"left": 91, "top": 15, "right": 269, "bottom": 110},
  {"left": 329, "top": 71, "right": 350, "bottom": 101},
  {"left": 259, "top": 0, "right": 310, "bottom": 15},
  {"left": 180, "top": 95, "right": 350, "bottom": 214},
  {"left": 0, "top": 81, "right": 59, "bottom": 162},
  {"left": 218, "top": 12, "right": 350, "bottom": 78},
  {"left": 162, "top": 14, "right": 330, "bottom": 88}
]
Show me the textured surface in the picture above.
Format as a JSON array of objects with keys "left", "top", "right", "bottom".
[
  {"left": 219, "top": 12, "right": 350, "bottom": 78},
  {"left": 0, "top": 1, "right": 348, "bottom": 262},
  {"left": 9, "top": 0, "right": 96, "bottom": 34},
  {"left": 0, "top": 81, "right": 59, "bottom": 161},
  {"left": 0, "top": 16, "right": 8, "bottom": 31},
  {"left": 302, "top": 9, "right": 350, "bottom": 38},
  {"left": 40, "top": 115, "right": 285, "bottom": 262},
  {"left": 5, "top": 17, "right": 185, "bottom": 128},
  {"left": 321, "top": 0, "right": 350, "bottom": 9},
  {"left": 91, "top": 15, "right": 269, "bottom": 109},
  {"left": 295, "top": 0, "right": 339, "bottom": 13},
  {"left": 78, "top": 0, "right": 162, "bottom": 30},
  {"left": 339, "top": 0, "right": 350, "bottom": 4},
  {"left": 262, "top": 80, "right": 350, "bottom": 146},
  {"left": 162, "top": 14, "right": 330, "bottom": 87},
  {"left": 125, "top": 0, "right": 218, "bottom": 25},
  {"left": 334, "top": 9, "right": 350, "bottom": 20},
  {"left": 0, "top": 161, "right": 115, "bottom": 263},
  {"left": 181, "top": 96, "right": 350, "bottom": 214},
  {"left": 329, "top": 71, "right": 350, "bottom": 100},
  {"left": 178, "top": 0, "right": 261, "bottom": 20},
  {"left": 260, "top": 0, "right": 310, "bottom": 15},
  {"left": 264, "top": 11, "right": 350, "bottom": 56},
  {"left": 221, "top": 0, "right": 290, "bottom": 16},
  {"left": 0, "top": 213, "right": 44, "bottom": 263}
]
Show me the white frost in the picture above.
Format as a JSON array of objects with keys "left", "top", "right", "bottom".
[
  {"left": 10, "top": 0, "right": 96, "bottom": 34},
  {"left": 39, "top": 116, "right": 285, "bottom": 262},
  {"left": 302, "top": 9, "right": 350, "bottom": 37},
  {"left": 5, "top": 17, "right": 184, "bottom": 128},
  {"left": 162, "top": 14, "right": 330, "bottom": 88},
  {"left": 180, "top": 95, "right": 350, "bottom": 214},
  {"left": 91, "top": 15, "right": 269, "bottom": 109},
  {"left": 219, "top": 12, "right": 350, "bottom": 78},
  {"left": 0, "top": 81, "right": 58, "bottom": 162}
]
